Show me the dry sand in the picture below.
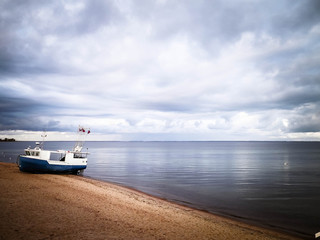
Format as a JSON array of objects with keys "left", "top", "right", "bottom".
[{"left": 0, "top": 162, "right": 300, "bottom": 240}]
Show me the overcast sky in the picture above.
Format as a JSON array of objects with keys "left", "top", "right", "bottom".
[{"left": 0, "top": 0, "right": 320, "bottom": 141}]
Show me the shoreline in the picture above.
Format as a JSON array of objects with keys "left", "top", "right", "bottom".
[
  {"left": 0, "top": 162, "right": 302, "bottom": 239},
  {"left": 84, "top": 175, "right": 308, "bottom": 239}
]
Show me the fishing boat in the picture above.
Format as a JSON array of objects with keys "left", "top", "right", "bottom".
[{"left": 17, "top": 127, "right": 90, "bottom": 174}]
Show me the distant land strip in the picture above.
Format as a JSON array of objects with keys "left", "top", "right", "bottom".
[{"left": 0, "top": 138, "right": 16, "bottom": 142}]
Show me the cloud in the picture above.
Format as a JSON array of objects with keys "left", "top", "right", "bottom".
[
  {"left": 284, "top": 104, "right": 320, "bottom": 133},
  {"left": 0, "top": 0, "right": 319, "bottom": 140}
]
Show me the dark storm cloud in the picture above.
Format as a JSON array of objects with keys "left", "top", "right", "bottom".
[
  {"left": 286, "top": 103, "right": 320, "bottom": 133},
  {"left": 0, "top": 1, "right": 49, "bottom": 74},
  {"left": 1, "top": 0, "right": 319, "bottom": 76},
  {"left": 133, "top": 0, "right": 320, "bottom": 46},
  {"left": 0, "top": 0, "right": 121, "bottom": 76},
  {"left": 0, "top": 0, "right": 120, "bottom": 35},
  {"left": 74, "top": 0, "right": 120, "bottom": 34},
  {"left": 0, "top": 97, "right": 51, "bottom": 131},
  {"left": 263, "top": 49, "right": 320, "bottom": 110},
  {"left": 270, "top": 0, "right": 320, "bottom": 37},
  {"left": 289, "top": 117, "right": 320, "bottom": 133}
]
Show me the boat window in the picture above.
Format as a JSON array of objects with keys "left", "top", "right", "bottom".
[
  {"left": 25, "top": 151, "right": 30, "bottom": 155},
  {"left": 74, "top": 153, "right": 84, "bottom": 158},
  {"left": 50, "top": 153, "right": 64, "bottom": 161}
]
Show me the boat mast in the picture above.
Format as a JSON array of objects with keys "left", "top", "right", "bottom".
[
  {"left": 73, "top": 126, "right": 90, "bottom": 152},
  {"left": 40, "top": 131, "right": 47, "bottom": 149}
]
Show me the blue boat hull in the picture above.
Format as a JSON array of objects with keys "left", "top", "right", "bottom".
[{"left": 18, "top": 156, "right": 86, "bottom": 173}]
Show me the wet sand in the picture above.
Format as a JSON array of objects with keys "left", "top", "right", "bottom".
[{"left": 0, "top": 162, "right": 301, "bottom": 240}]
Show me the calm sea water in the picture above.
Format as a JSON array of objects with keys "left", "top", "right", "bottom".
[{"left": 1, "top": 141, "right": 319, "bottom": 238}]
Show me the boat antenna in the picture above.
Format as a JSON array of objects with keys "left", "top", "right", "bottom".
[
  {"left": 73, "top": 126, "right": 90, "bottom": 152},
  {"left": 40, "top": 131, "right": 47, "bottom": 149}
]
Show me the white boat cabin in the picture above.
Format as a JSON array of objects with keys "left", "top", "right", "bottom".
[{"left": 24, "top": 142, "right": 88, "bottom": 165}]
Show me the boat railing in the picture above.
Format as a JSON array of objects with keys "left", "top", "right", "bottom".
[{"left": 23, "top": 148, "right": 89, "bottom": 160}]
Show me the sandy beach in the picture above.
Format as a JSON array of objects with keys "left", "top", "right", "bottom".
[{"left": 0, "top": 162, "right": 301, "bottom": 240}]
